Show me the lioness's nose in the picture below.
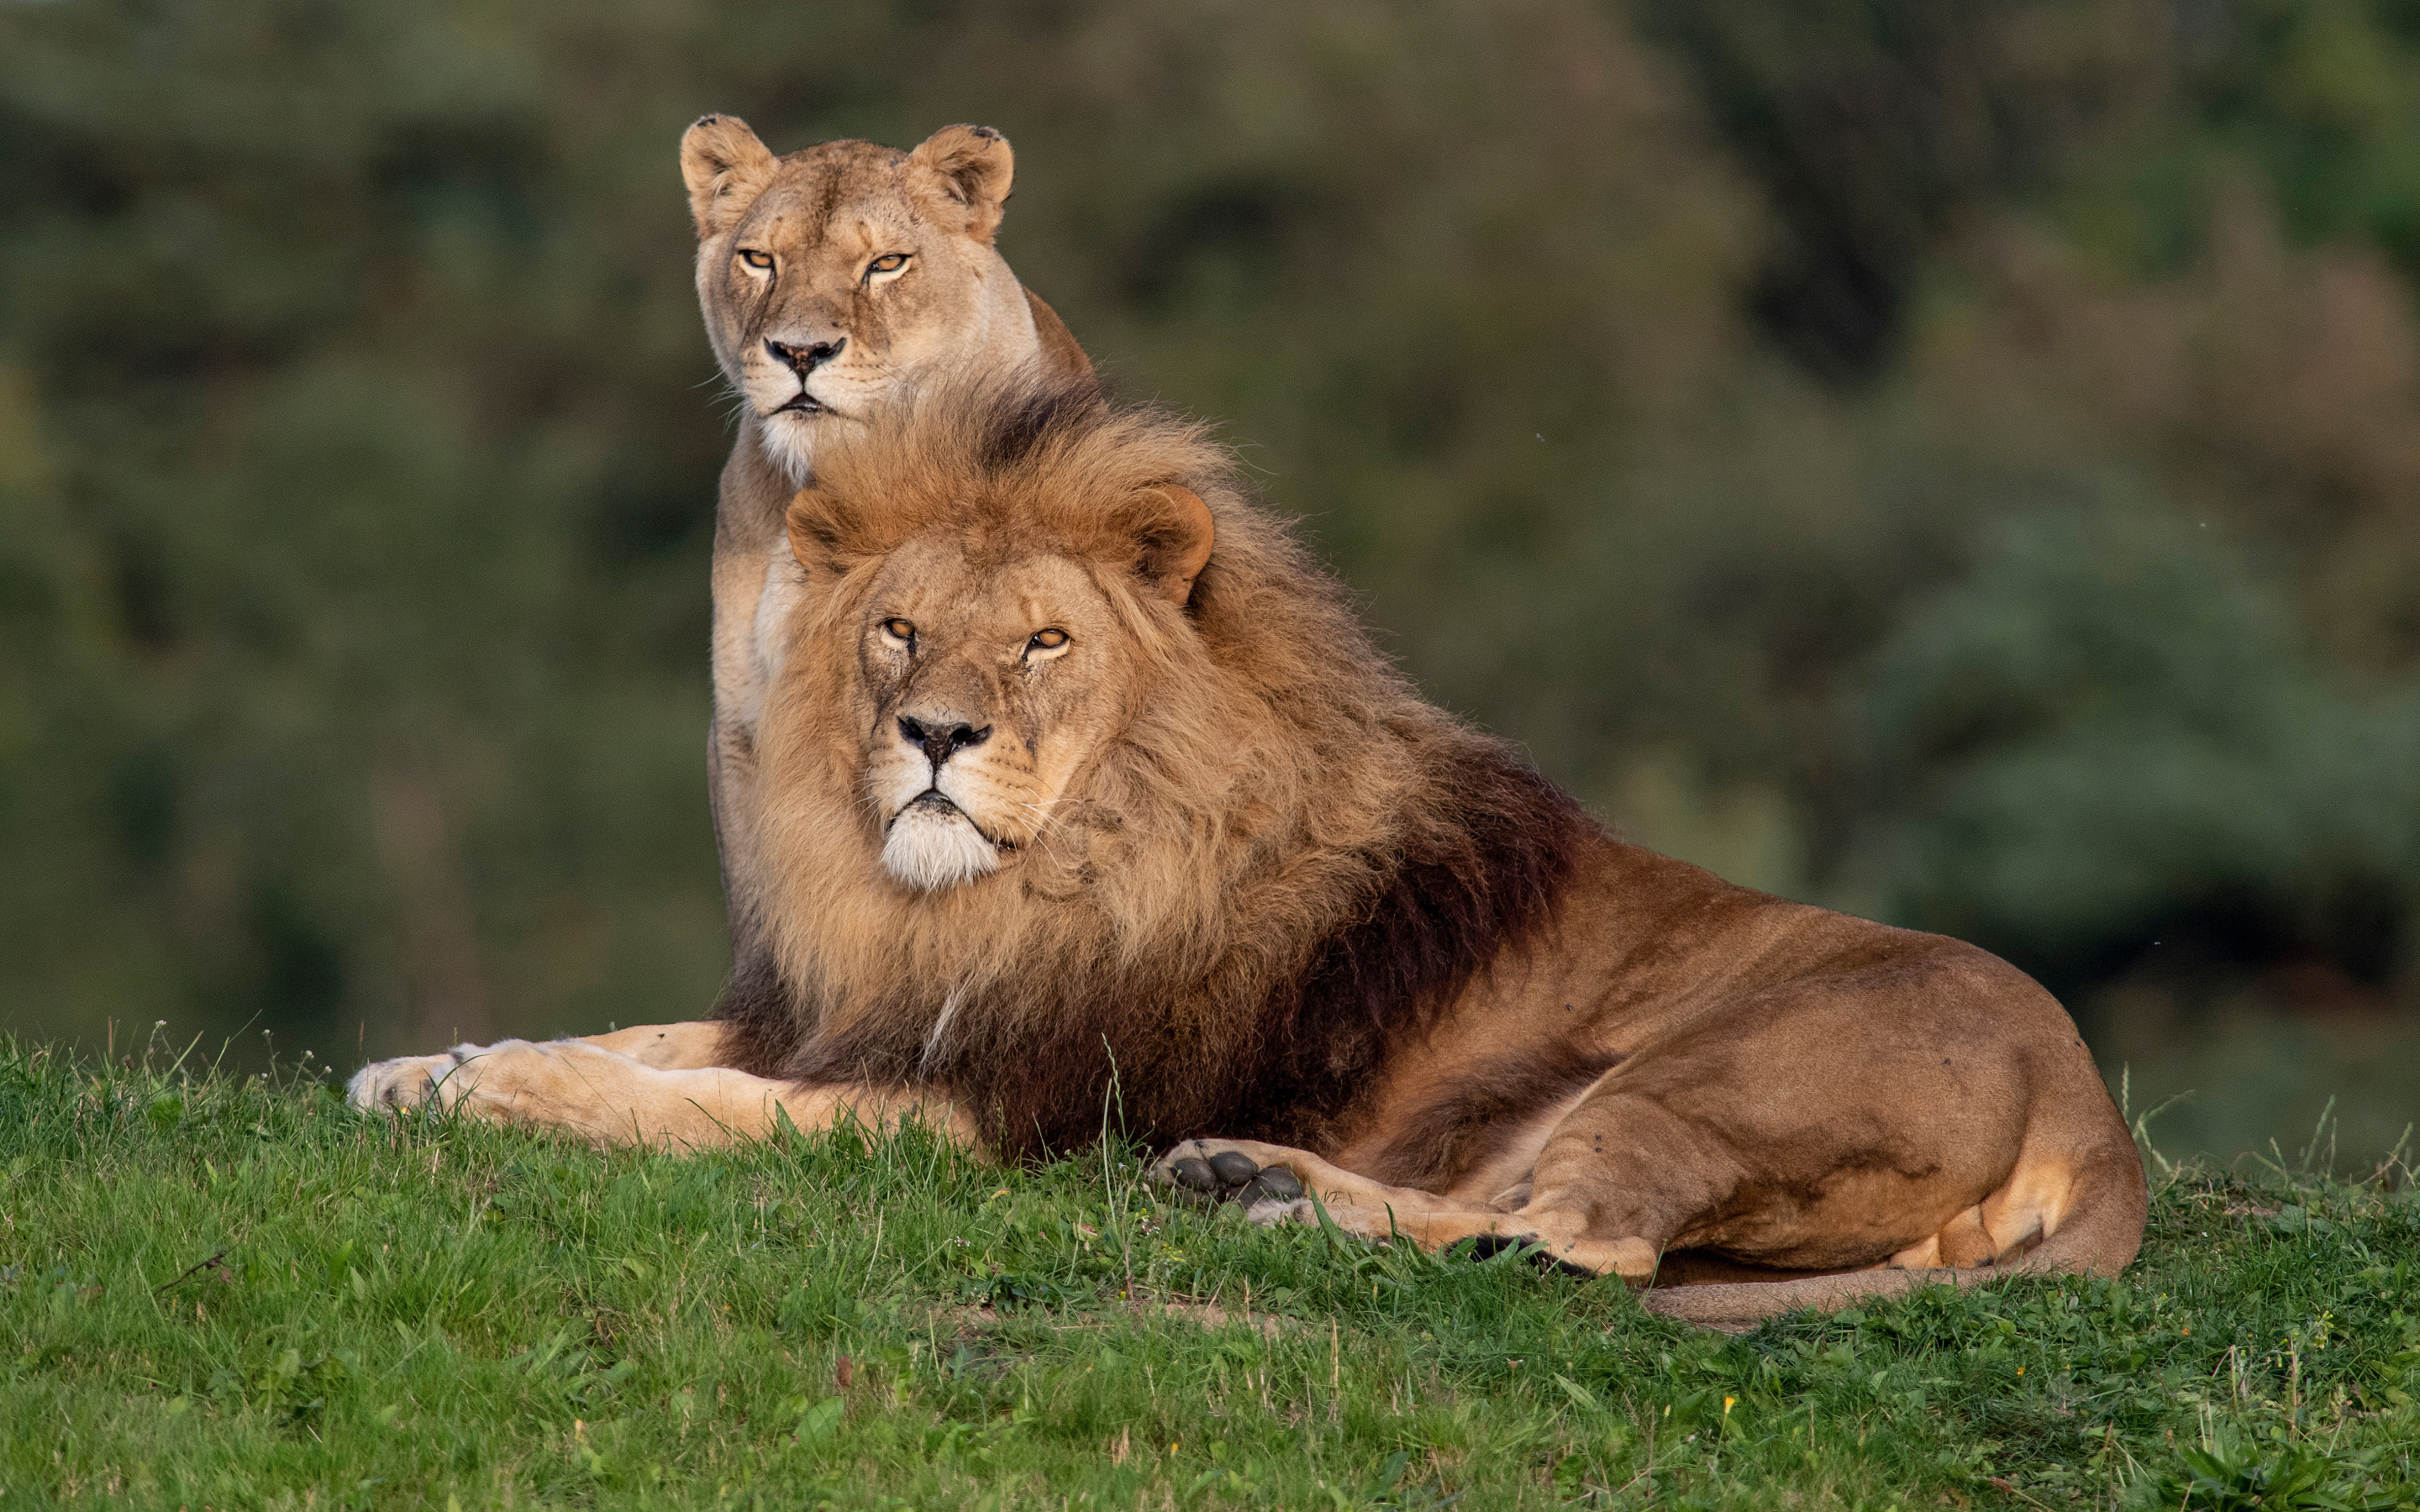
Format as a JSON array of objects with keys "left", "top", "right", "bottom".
[
  {"left": 765, "top": 337, "right": 844, "bottom": 374},
  {"left": 897, "top": 716, "right": 990, "bottom": 771}
]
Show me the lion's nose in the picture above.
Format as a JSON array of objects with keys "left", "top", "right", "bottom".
[
  {"left": 897, "top": 716, "right": 990, "bottom": 772},
  {"left": 765, "top": 336, "right": 844, "bottom": 374}
]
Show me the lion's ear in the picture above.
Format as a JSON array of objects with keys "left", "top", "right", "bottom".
[
  {"left": 681, "top": 114, "right": 778, "bottom": 239},
  {"left": 907, "top": 124, "right": 1015, "bottom": 244},
  {"left": 1118, "top": 486, "right": 1215, "bottom": 607},
  {"left": 786, "top": 486, "right": 862, "bottom": 576}
]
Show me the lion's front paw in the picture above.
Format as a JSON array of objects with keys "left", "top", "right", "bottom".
[
  {"left": 345, "top": 1046, "right": 481, "bottom": 1113},
  {"left": 1153, "top": 1139, "right": 1313, "bottom": 1225}
]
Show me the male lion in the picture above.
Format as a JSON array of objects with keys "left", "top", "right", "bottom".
[
  {"left": 350, "top": 381, "right": 2146, "bottom": 1328},
  {"left": 680, "top": 113, "right": 1092, "bottom": 1014}
]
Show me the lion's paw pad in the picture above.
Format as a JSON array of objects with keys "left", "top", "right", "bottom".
[
  {"left": 1157, "top": 1148, "right": 1305, "bottom": 1210},
  {"left": 1167, "top": 1157, "right": 1222, "bottom": 1193},
  {"left": 1239, "top": 1168, "right": 1303, "bottom": 1204}
]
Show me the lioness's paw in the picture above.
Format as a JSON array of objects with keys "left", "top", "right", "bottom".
[
  {"left": 1152, "top": 1139, "right": 1309, "bottom": 1221},
  {"left": 345, "top": 1045, "right": 483, "bottom": 1113}
]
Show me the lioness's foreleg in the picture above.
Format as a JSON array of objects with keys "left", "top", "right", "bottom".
[{"left": 347, "top": 1039, "right": 975, "bottom": 1151}]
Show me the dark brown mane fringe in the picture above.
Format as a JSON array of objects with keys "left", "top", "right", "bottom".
[
  {"left": 708, "top": 948, "right": 797, "bottom": 1080},
  {"left": 1223, "top": 741, "right": 1593, "bottom": 1147},
  {"left": 973, "top": 375, "right": 1108, "bottom": 469}
]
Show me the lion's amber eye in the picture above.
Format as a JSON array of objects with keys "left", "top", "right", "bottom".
[
  {"left": 865, "top": 253, "right": 909, "bottom": 279},
  {"left": 1027, "top": 627, "right": 1070, "bottom": 654},
  {"left": 881, "top": 617, "right": 917, "bottom": 646},
  {"left": 738, "top": 249, "right": 774, "bottom": 272}
]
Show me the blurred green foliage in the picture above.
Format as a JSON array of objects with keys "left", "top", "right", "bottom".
[
  {"left": 2, "top": 0, "right": 2416, "bottom": 1152},
  {"left": 1854, "top": 507, "right": 2420, "bottom": 985}
]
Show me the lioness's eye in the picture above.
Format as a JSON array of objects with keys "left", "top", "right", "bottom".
[
  {"left": 881, "top": 617, "right": 917, "bottom": 646},
  {"left": 865, "top": 253, "right": 909, "bottom": 280},
  {"left": 738, "top": 249, "right": 774, "bottom": 272},
  {"left": 1027, "top": 627, "right": 1070, "bottom": 654}
]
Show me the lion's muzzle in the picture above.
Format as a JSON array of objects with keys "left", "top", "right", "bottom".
[
  {"left": 881, "top": 791, "right": 1002, "bottom": 891},
  {"left": 868, "top": 705, "right": 1025, "bottom": 892}
]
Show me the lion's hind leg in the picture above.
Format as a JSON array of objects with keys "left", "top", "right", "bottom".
[
  {"left": 1150, "top": 1139, "right": 1661, "bottom": 1284},
  {"left": 1154, "top": 1137, "right": 1503, "bottom": 1242}
]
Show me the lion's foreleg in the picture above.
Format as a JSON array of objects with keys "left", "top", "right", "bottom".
[
  {"left": 574, "top": 1021, "right": 733, "bottom": 1070},
  {"left": 349, "top": 1039, "right": 976, "bottom": 1152}
]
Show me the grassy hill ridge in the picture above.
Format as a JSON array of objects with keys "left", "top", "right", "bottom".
[{"left": 2, "top": 1041, "right": 2414, "bottom": 1509}]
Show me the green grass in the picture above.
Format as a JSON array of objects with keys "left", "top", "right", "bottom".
[{"left": 2, "top": 1041, "right": 2415, "bottom": 1510}]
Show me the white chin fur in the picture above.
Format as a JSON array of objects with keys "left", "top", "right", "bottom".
[
  {"left": 882, "top": 803, "right": 1001, "bottom": 892},
  {"left": 760, "top": 410, "right": 819, "bottom": 486}
]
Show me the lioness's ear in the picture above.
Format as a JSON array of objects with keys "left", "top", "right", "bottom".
[
  {"left": 1118, "top": 486, "right": 1215, "bottom": 606},
  {"left": 786, "top": 486, "right": 863, "bottom": 576},
  {"left": 907, "top": 124, "right": 1014, "bottom": 244},
  {"left": 681, "top": 114, "right": 778, "bottom": 239}
]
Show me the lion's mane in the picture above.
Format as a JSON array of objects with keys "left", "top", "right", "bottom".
[{"left": 720, "top": 381, "right": 1592, "bottom": 1156}]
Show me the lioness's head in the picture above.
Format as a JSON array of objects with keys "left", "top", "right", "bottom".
[
  {"left": 778, "top": 389, "right": 1217, "bottom": 894},
  {"left": 681, "top": 115, "right": 1039, "bottom": 482}
]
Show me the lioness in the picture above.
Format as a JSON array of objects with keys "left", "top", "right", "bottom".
[
  {"left": 680, "top": 114, "right": 1092, "bottom": 1027},
  {"left": 350, "top": 381, "right": 2146, "bottom": 1329}
]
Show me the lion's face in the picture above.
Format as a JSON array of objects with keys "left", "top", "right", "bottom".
[
  {"left": 778, "top": 447, "right": 1218, "bottom": 895},
  {"left": 850, "top": 540, "right": 1134, "bottom": 891},
  {"left": 681, "top": 118, "right": 1035, "bottom": 482}
]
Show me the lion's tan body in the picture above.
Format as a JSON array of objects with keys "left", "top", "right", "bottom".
[
  {"left": 1160, "top": 843, "right": 2144, "bottom": 1326},
  {"left": 350, "top": 383, "right": 2145, "bottom": 1329},
  {"left": 678, "top": 116, "right": 1090, "bottom": 984}
]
